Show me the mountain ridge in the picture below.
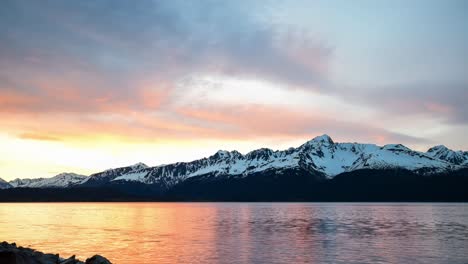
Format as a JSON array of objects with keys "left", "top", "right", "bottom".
[
  {"left": 0, "top": 177, "right": 12, "bottom": 189},
  {"left": 81, "top": 134, "right": 465, "bottom": 188},
  {"left": 2, "top": 135, "right": 467, "bottom": 191},
  {"left": 8, "top": 173, "right": 87, "bottom": 189}
]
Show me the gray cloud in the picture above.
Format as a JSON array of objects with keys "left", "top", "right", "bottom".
[
  {"left": 335, "top": 82, "right": 468, "bottom": 125},
  {"left": 0, "top": 0, "right": 331, "bottom": 113}
]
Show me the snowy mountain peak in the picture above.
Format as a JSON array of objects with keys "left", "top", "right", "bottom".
[
  {"left": 130, "top": 162, "right": 148, "bottom": 170},
  {"left": 301, "top": 135, "right": 335, "bottom": 150},
  {"left": 427, "top": 145, "right": 449, "bottom": 153},
  {"left": 9, "top": 178, "right": 44, "bottom": 188},
  {"left": 245, "top": 148, "right": 274, "bottom": 160},
  {"left": 8, "top": 173, "right": 87, "bottom": 188},
  {"left": 54, "top": 172, "right": 81, "bottom": 178},
  {"left": 426, "top": 145, "right": 468, "bottom": 166},
  {"left": 101, "top": 162, "right": 148, "bottom": 173},
  {"left": 211, "top": 150, "right": 243, "bottom": 160},
  {"left": 213, "top": 150, "right": 231, "bottom": 159},
  {"left": 82, "top": 162, "right": 152, "bottom": 185},
  {"left": 382, "top": 144, "right": 411, "bottom": 152},
  {"left": 311, "top": 134, "right": 334, "bottom": 144},
  {"left": 0, "top": 177, "right": 12, "bottom": 189}
]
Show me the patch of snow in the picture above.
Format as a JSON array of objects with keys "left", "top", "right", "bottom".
[
  {"left": 9, "top": 173, "right": 87, "bottom": 188},
  {"left": 113, "top": 171, "right": 149, "bottom": 182},
  {"left": 426, "top": 145, "right": 468, "bottom": 166},
  {"left": 0, "top": 177, "right": 12, "bottom": 189},
  {"left": 130, "top": 162, "right": 149, "bottom": 170}
]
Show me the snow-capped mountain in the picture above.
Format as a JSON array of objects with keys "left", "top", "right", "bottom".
[
  {"left": 5, "top": 135, "right": 467, "bottom": 191},
  {"left": 9, "top": 178, "right": 44, "bottom": 188},
  {"left": 9, "top": 173, "right": 87, "bottom": 188},
  {"left": 426, "top": 145, "right": 468, "bottom": 166},
  {"left": 2, "top": 135, "right": 468, "bottom": 202},
  {"left": 0, "top": 178, "right": 12, "bottom": 189},
  {"left": 81, "top": 163, "right": 148, "bottom": 186},
  {"left": 81, "top": 135, "right": 465, "bottom": 189}
]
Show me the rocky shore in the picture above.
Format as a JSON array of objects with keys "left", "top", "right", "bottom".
[{"left": 0, "top": 242, "right": 112, "bottom": 264}]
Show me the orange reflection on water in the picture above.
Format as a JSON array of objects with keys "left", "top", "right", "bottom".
[
  {"left": 0, "top": 203, "right": 221, "bottom": 263},
  {"left": 1, "top": 203, "right": 467, "bottom": 264}
]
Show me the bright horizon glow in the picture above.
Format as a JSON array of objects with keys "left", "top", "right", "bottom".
[{"left": 0, "top": 131, "right": 455, "bottom": 181}]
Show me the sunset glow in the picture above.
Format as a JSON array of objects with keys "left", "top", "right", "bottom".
[{"left": 1, "top": 0, "right": 467, "bottom": 180}]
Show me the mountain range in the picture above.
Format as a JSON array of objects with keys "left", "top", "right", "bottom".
[{"left": 1, "top": 135, "right": 467, "bottom": 201}]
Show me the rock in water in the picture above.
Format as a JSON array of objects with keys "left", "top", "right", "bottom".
[
  {"left": 0, "top": 241, "right": 112, "bottom": 264},
  {"left": 0, "top": 241, "right": 60, "bottom": 264},
  {"left": 61, "top": 255, "right": 78, "bottom": 264},
  {"left": 85, "top": 255, "right": 112, "bottom": 264}
]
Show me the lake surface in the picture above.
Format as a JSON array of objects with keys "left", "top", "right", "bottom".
[{"left": 0, "top": 203, "right": 467, "bottom": 263}]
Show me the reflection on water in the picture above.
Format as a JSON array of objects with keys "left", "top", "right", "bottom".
[{"left": 0, "top": 203, "right": 467, "bottom": 263}]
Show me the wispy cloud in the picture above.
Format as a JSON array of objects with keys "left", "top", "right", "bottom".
[
  {"left": 18, "top": 133, "right": 62, "bottom": 142},
  {"left": 176, "top": 103, "right": 430, "bottom": 145},
  {"left": 335, "top": 82, "right": 468, "bottom": 125}
]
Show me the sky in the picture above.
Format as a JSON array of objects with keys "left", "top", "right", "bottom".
[{"left": 0, "top": 0, "right": 467, "bottom": 180}]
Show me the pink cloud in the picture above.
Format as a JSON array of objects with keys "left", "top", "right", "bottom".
[{"left": 176, "top": 103, "right": 429, "bottom": 144}]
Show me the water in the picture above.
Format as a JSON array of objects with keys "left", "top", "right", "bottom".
[{"left": 0, "top": 203, "right": 467, "bottom": 264}]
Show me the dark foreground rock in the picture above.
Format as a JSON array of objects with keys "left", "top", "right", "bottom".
[{"left": 0, "top": 242, "right": 111, "bottom": 264}]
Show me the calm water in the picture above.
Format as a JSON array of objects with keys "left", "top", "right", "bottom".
[{"left": 0, "top": 203, "right": 467, "bottom": 264}]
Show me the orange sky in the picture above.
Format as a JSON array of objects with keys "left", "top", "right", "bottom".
[{"left": 1, "top": 1, "right": 467, "bottom": 180}]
